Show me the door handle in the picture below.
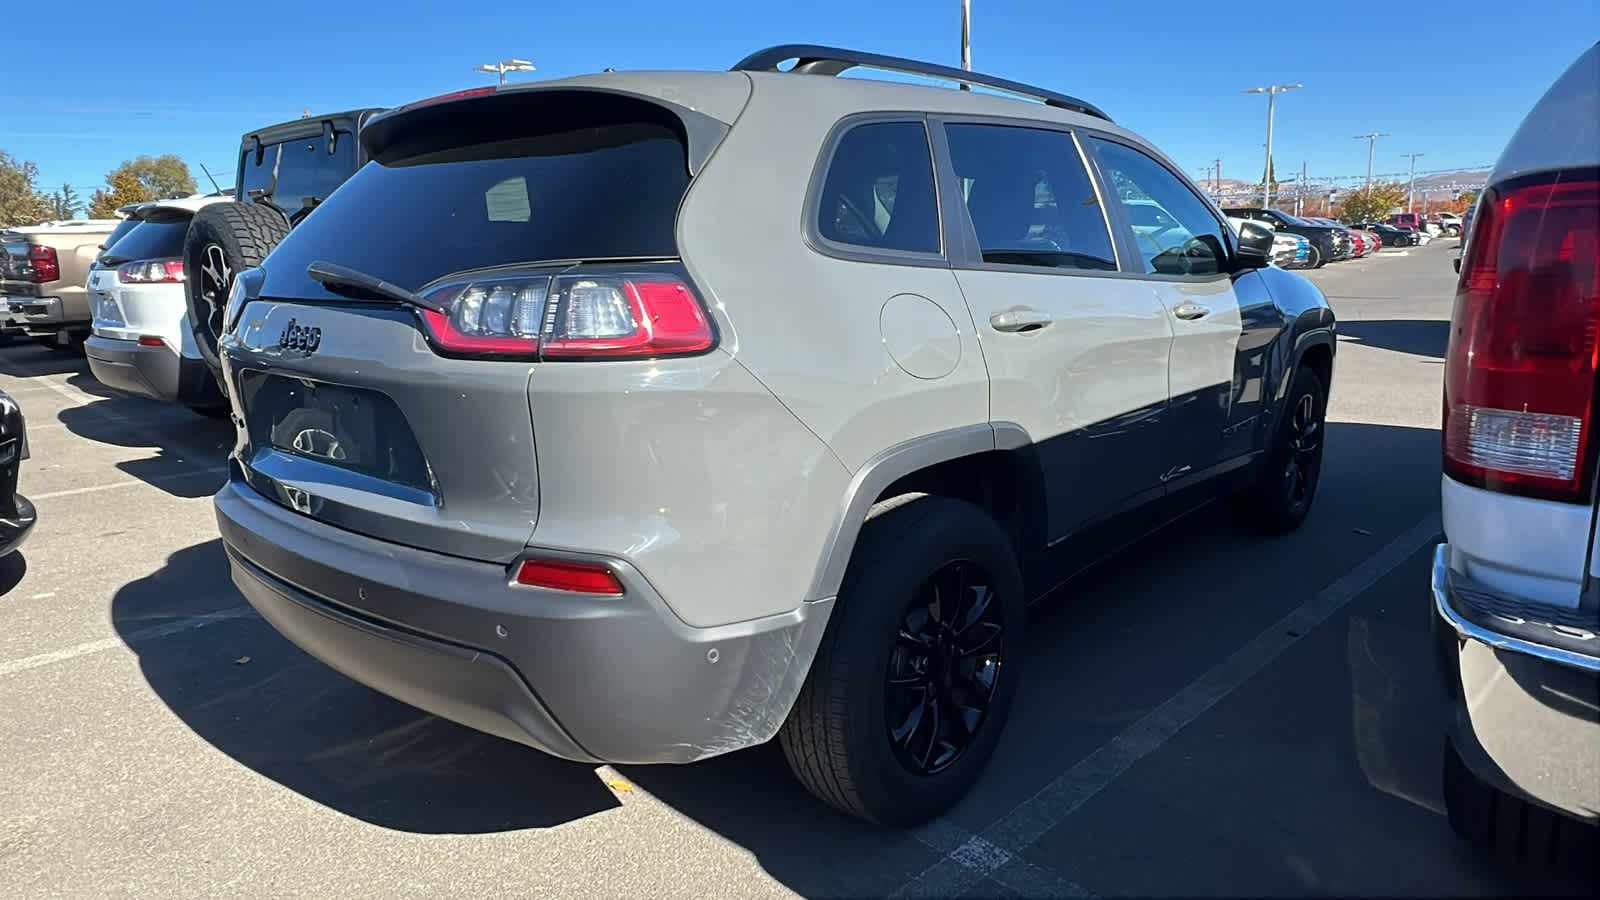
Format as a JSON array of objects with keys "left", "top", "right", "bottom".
[
  {"left": 1173, "top": 301, "right": 1211, "bottom": 320},
  {"left": 990, "top": 308, "right": 1053, "bottom": 333}
]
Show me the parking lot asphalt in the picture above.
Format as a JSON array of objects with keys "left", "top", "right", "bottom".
[{"left": 1, "top": 240, "right": 1594, "bottom": 898}]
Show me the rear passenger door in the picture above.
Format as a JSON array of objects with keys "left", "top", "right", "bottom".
[
  {"left": 1084, "top": 137, "right": 1251, "bottom": 485},
  {"left": 935, "top": 119, "right": 1176, "bottom": 542}
]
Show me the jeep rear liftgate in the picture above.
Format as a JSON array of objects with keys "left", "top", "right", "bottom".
[{"left": 220, "top": 88, "right": 720, "bottom": 564}]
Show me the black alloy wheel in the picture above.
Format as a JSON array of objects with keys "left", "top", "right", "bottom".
[
  {"left": 1280, "top": 389, "right": 1323, "bottom": 515},
  {"left": 884, "top": 559, "right": 1005, "bottom": 776}
]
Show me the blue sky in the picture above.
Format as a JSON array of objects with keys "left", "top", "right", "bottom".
[{"left": 4, "top": 0, "right": 1594, "bottom": 208}]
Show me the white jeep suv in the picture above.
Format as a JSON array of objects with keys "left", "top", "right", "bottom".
[
  {"left": 1434, "top": 41, "right": 1600, "bottom": 856},
  {"left": 215, "top": 44, "right": 1336, "bottom": 825}
]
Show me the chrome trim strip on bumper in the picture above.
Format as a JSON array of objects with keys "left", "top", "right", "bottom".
[{"left": 1433, "top": 543, "right": 1600, "bottom": 674}]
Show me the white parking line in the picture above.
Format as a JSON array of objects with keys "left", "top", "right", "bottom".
[
  {"left": 892, "top": 512, "right": 1445, "bottom": 898},
  {"left": 0, "top": 606, "right": 254, "bottom": 678}
]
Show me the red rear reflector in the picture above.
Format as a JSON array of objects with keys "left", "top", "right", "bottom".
[
  {"left": 1443, "top": 170, "right": 1600, "bottom": 503},
  {"left": 137, "top": 335, "right": 165, "bottom": 347},
  {"left": 515, "top": 558, "right": 624, "bottom": 595}
]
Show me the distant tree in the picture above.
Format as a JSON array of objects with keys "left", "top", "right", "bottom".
[
  {"left": 87, "top": 170, "right": 155, "bottom": 218},
  {"left": 0, "top": 150, "right": 53, "bottom": 228},
  {"left": 1338, "top": 181, "right": 1408, "bottom": 223},
  {"left": 107, "top": 154, "right": 197, "bottom": 200},
  {"left": 49, "top": 183, "right": 84, "bottom": 219},
  {"left": 1456, "top": 189, "right": 1479, "bottom": 209}
]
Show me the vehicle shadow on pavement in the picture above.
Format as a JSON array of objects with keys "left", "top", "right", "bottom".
[
  {"left": 111, "top": 539, "right": 622, "bottom": 833},
  {"left": 1336, "top": 319, "right": 1449, "bottom": 359},
  {"left": 55, "top": 399, "right": 234, "bottom": 499},
  {"left": 0, "top": 344, "right": 90, "bottom": 378}
]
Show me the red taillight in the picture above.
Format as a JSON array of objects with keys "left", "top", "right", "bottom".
[
  {"left": 27, "top": 246, "right": 58, "bottom": 283},
  {"left": 540, "top": 276, "right": 713, "bottom": 359},
  {"left": 117, "top": 259, "right": 185, "bottom": 284},
  {"left": 514, "top": 558, "right": 624, "bottom": 594},
  {"left": 394, "top": 86, "right": 496, "bottom": 113},
  {"left": 1443, "top": 171, "right": 1600, "bottom": 503},
  {"left": 137, "top": 335, "right": 165, "bottom": 347},
  {"left": 415, "top": 267, "right": 714, "bottom": 361}
]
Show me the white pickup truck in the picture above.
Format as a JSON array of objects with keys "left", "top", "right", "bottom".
[{"left": 1433, "top": 40, "right": 1600, "bottom": 859}]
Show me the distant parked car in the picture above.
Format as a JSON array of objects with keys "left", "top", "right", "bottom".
[
  {"left": 1386, "top": 211, "right": 1426, "bottom": 233},
  {"left": 0, "top": 388, "right": 34, "bottom": 559},
  {"left": 85, "top": 195, "right": 235, "bottom": 417},
  {"left": 1353, "top": 221, "right": 1421, "bottom": 247},
  {"left": 1227, "top": 216, "right": 1311, "bottom": 268},
  {"left": 1434, "top": 212, "right": 1463, "bottom": 236},
  {"left": 1225, "top": 207, "right": 1347, "bottom": 266}
]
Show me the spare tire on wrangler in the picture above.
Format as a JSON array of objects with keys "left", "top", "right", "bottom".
[{"left": 183, "top": 202, "right": 291, "bottom": 396}]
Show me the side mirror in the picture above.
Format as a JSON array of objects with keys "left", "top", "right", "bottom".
[{"left": 1234, "top": 219, "right": 1275, "bottom": 267}]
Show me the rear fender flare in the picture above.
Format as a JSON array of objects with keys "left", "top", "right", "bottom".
[{"left": 805, "top": 423, "right": 1032, "bottom": 603}]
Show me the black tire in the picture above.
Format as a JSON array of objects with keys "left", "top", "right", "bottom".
[
  {"left": 1442, "top": 739, "right": 1599, "bottom": 865},
  {"left": 779, "top": 495, "right": 1025, "bottom": 827},
  {"left": 1231, "top": 364, "right": 1326, "bottom": 535},
  {"left": 1308, "top": 244, "right": 1325, "bottom": 268},
  {"left": 183, "top": 202, "right": 290, "bottom": 390}
]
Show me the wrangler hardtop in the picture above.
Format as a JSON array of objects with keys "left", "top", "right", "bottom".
[{"left": 182, "top": 107, "right": 385, "bottom": 396}]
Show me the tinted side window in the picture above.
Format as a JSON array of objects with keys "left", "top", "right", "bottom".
[
  {"left": 1091, "top": 139, "right": 1227, "bottom": 277},
  {"left": 815, "top": 121, "right": 941, "bottom": 255},
  {"left": 239, "top": 131, "right": 357, "bottom": 217},
  {"left": 943, "top": 123, "right": 1117, "bottom": 272}
]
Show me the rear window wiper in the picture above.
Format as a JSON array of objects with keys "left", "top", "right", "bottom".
[{"left": 306, "top": 260, "right": 449, "bottom": 314}]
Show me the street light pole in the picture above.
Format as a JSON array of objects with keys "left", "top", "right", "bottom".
[
  {"left": 475, "top": 58, "right": 536, "bottom": 85},
  {"left": 1403, "top": 152, "right": 1425, "bottom": 212},
  {"left": 1244, "top": 83, "right": 1301, "bottom": 209},
  {"left": 1354, "top": 132, "right": 1390, "bottom": 186},
  {"left": 959, "top": 0, "right": 972, "bottom": 90}
]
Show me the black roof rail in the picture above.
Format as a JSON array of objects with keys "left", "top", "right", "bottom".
[{"left": 731, "top": 44, "right": 1111, "bottom": 122}]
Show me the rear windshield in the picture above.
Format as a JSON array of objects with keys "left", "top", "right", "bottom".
[
  {"left": 98, "top": 217, "right": 140, "bottom": 254},
  {"left": 240, "top": 131, "right": 357, "bottom": 217},
  {"left": 262, "top": 119, "right": 690, "bottom": 293},
  {"left": 100, "top": 220, "right": 190, "bottom": 264}
]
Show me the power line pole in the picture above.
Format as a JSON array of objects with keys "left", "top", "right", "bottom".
[
  {"left": 1213, "top": 158, "right": 1221, "bottom": 193},
  {"left": 1244, "top": 83, "right": 1302, "bottom": 209},
  {"left": 1354, "top": 132, "right": 1389, "bottom": 186},
  {"left": 1297, "top": 160, "right": 1307, "bottom": 216},
  {"left": 1403, "top": 152, "right": 1425, "bottom": 212}
]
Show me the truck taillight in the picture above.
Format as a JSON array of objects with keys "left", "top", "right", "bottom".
[
  {"left": 1443, "top": 170, "right": 1600, "bottom": 503},
  {"left": 416, "top": 265, "right": 714, "bottom": 361},
  {"left": 27, "top": 246, "right": 58, "bottom": 283}
]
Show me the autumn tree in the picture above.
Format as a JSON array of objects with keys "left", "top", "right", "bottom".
[
  {"left": 1337, "top": 180, "right": 1408, "bottom": 223},
  {"left": 107, "top": 154, "right": 197, "bottom": 199},
  {"left": 87, "top": 170, "right": 155, "bottom": 218},
  {"left": 0, "top": 150, "right": 52, "bottom": 228}
]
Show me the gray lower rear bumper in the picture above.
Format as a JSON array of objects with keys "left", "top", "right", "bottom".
[
  {"left": 86, "top": 336, "right": 224, "bottom": 408},
  {"left": 214, "top": 474, "right": 834, "bottom": 764},
  {"left": 1432, "top": 543, "right": 1600, "bottom": 824}
]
